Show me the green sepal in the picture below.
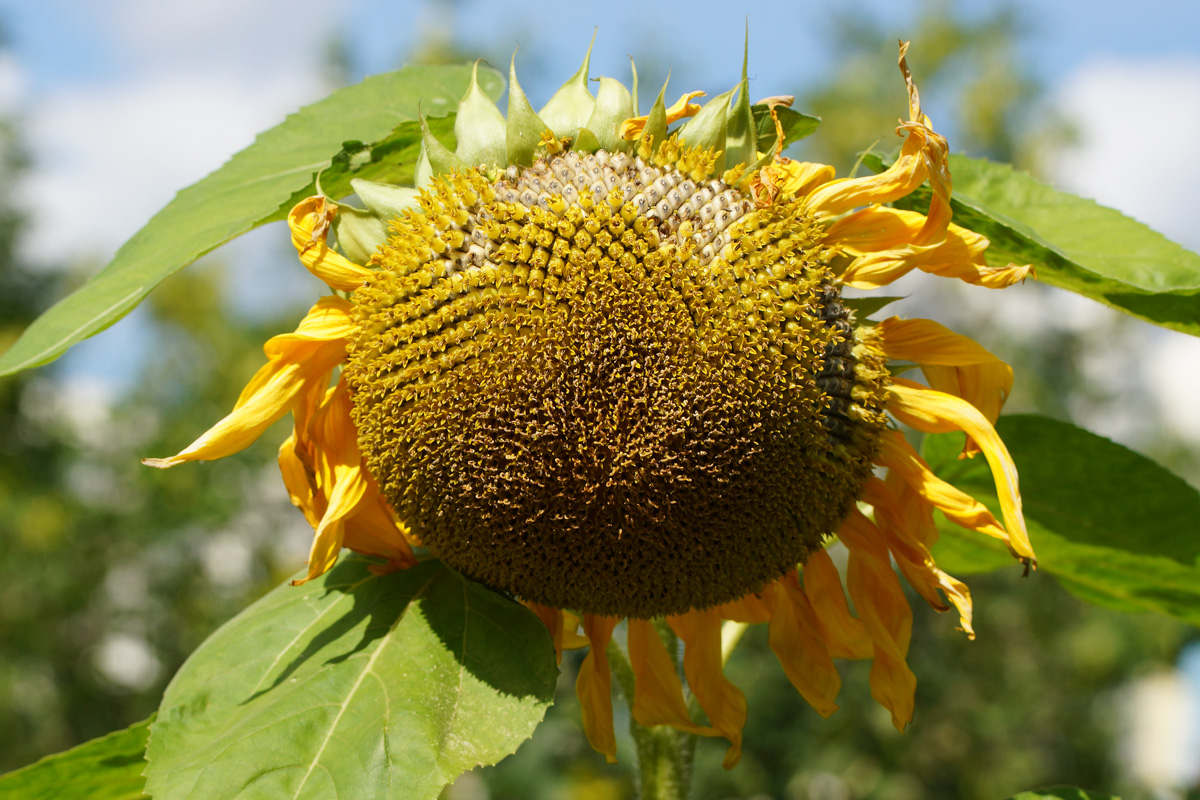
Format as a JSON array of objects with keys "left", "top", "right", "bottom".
[
  {"left": 454, "top": 60, "right": 507, "bottom": 169},
  {"left": 586, "top": 76, "right": 634, "bottom": 152},
  {"left": 351, "top": 178, "right": 421, "bottom": 220},
  {"left": 420, "top": 111, "right": 466, "bottom": 180},
  {"left": 332, "top": 204, "right": 388, "bottom": 265},
  {"left": 506, "top": 54, "right": 550, "bottom": 167},
  {"left": 638, "top": 79, "right": 669, "bottom": 155},
  {"left": 724, "top": 32, "right": 758, "bottom": 170},
  {"left": 538, "top": 33, "right": 597, "bottom": 137},
  {"left": 629, "top": 57, "right": 639, "bottom": 117},
  {"left": 678, "top": 86, "right": 734, "bottom": 171},
  {"left": 572, "top": 126, "right": 603, "bottom": 154}
]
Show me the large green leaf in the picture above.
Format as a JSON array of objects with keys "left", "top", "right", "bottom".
[
  {"left": 925, "top": 415, "right": 1200, "bottom": 624},
  {"left": 145, "top": 557, "right": 556, "bottom": 800},
  {"left": 895, "top": 154, "right": 1200, "bottom": 336},
  {"left": 0, "top": 65, "right": 503, "bottom": 378},
  {"left": 1007, "top": 788, "right": 1121, "bottom": 800},
  {"left": 0, "top": 717, "right": 151, "bottom": 799}
]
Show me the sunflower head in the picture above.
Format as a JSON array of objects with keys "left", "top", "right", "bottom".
[
  {"left": 146, "top": 41, "right": 1037, "bottom": 760},
  {"left": 334, "top": 53, "right": 894, "bottom": 618}
]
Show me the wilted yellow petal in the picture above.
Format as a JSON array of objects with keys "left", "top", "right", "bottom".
[
  {"left": 618, "top": 90, "right": 706, "bottom": 140},
  {"left": 863, "top": 477, "right": 975, "bottom": 638},
  {"left": 836, "top": 509, "right": 916, "bottom": 731},
  {"left": 887, "top": 379, "right": 1034, "bottom": 563},
  {"left": 627, "top": 620, "right": 718, "bottom": 736},
  {"left": 879, "top": 316, "right": 1013, "bottom": 456},
  {"left": 767, "top": 574, "right": 842, "bottom": 717},
  {"left": 667, "top": 609, "right": 747, "bottom": 768},
  {"left": 576, "top": 614, "right": 620, "bottom": 764},
  {"left": 801, "top": 547, "right": 873, "bottom": 660},
  {"left": 875, "top": 430, "right": 1012, "bottom": 547},
  {"left": 289, "top": 196, "right": 375, "bottom": 291},
  {"left": 143, "top": 299, "right": 351, "bottom": 469}
]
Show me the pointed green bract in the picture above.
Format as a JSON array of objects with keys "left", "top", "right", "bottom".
[
  {"left": 351, "top": 178, "right": 420, "bottom": 219},
  {"left": 538, "top": 34, "right": 596, "bottom": 137},
  {"left": 587, "top": 76, "right": 635, "bottom": 152},
  {"left": 679, "top": 86, "right": 734, "bottom": 170},
  {"left": 629, "top": 57, "right": 640, "bottom": 117},
  {"left": 332, "top": 205, "right": 388, "bottom": 265},
  {"left": 506, "top": 55, "right": 550, "bottom": 167},
  {"left": 638, "top": 79, "right": 669, "bottom": 155},
  {"left": 421, "top": 112, "right": 467, "bottom": 179},
  {"left": 724, "top": 34, "right": 758, "bottom": 170},
  {"left": 454, "top": 61, "right": 508, "bottom": 169},
  {"left": 573, "top": 127, "right": 603, "bottom": 153}
]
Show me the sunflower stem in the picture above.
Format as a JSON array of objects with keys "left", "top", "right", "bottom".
[{"left": 608, "top": 640, "right": 693, "bottom": 800}]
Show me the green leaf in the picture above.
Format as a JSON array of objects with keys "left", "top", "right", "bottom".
[
  {"left": 925, "top": 415, "right": 1200, "bottom": 624},
  {"left": 1007, "top": 787, "right": 1121, "bottom": 800},
  {"left": 842, "top": 295, "right": 905, "bottom": 321},
  {"left": 0, "top": 717, "right": 151, "bottom": 799},
  {"left": 751, "top": 103, "right": 821, "bottom": 154},
  {"left": 145, "top": 557, "right": 555, "bottom": 800},
  {"left": 896, "top": 154, "right": 1200, "bottom": 337},
  {"left": 0, "top": 64, "right": 503, "bottom": 378}
]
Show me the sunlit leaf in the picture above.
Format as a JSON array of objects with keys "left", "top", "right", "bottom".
[
  {"left": 0, "top": 717, "right": 151, "bottom": 799},
  {"left": 145, "top": 558, "right": 556, "bottom": 800},
  {"left": 926, "top": 415, "right": 1200, "bottom": 624},
  {"left": 884, "top": 153, "right": 1200, "bottom": 337},
  {"left": 0, "top": 65, "right": 503, "bottom": 378}
]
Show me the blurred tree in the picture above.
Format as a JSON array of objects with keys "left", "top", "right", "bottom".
[{"left": 0, "top": 23, "right": 320, "bottom": 770}]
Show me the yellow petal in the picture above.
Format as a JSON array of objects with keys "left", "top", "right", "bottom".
[
  {"left": 618, "top": 90, "right": 706, "bottom": 140},
  {"left": 576, "top": 614, "right": 620, "bottom": 763},
  {"left": 278, "top": 434, "right": 320, "bottom": 529},
  {"left": 715, "top": 591, "right": 774, "bottom": 624},
  {"left": 289, "top": 196, "right": 376, "bottom": 291},
  {"left": 774, "top": 160, "right": 836, "bottom": 198},
  {"left": 667, "top": 609, "right": 747, "bottom": 769},
  {"left": 835, "top": 509, "right": 916, "bottom": 731},
  {"left": 292, "top": 382, "right": 370, "bottom": 583},
  {"left": 878, "top": 316, "right": 1013, "bottom": 456},
  {"left": 800, "top": 547, "right": 873, "bottom": 660},
  {"left": 864, "top": 477, "right": 975, "bottom": 638},
  {"left": 875, "top": 429, "right": 1012, "bottom": 548},
  {"left": 528, "top": 603, "right": 566, "bottom": 664},
  {"left": 887, "top": 379, "right": 1035, "bottom": 563},
  {"left": 626, "top": 620, "right": 718, "bottom": 736},
  {"left": 561, "top": 612, "right": 589, "bottom": 650},
  {"left": 767, "top": 574, "right": 842, "bottom": 717}
]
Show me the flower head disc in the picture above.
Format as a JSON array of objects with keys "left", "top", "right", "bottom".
[{"left": 345, "top": 148, "right": 890, "bottom": 617}]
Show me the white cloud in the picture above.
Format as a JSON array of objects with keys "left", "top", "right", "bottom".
[
  {"left": 19, "top": 69, "right": 323, "bottom": 266},
  {"left": 0, "top": 52, "right": 25, "bottom": 115},
  {"left": 1050, "top": 57, "right": 1200, "bottom": 251},
  {"left": 1046, "top": 58, "right": 1200, "bottom": 447},
  {"left": 15, "top": 0, "right": 344, "bottom": 267}
]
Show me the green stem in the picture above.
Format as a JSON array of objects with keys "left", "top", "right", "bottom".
[{"left": 607, "top": 640, "right": 692, "bottom": 800}]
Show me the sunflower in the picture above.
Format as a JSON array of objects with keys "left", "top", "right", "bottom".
[{"left": 145, "top": 41, "right": 1035, "bottom": 767}]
